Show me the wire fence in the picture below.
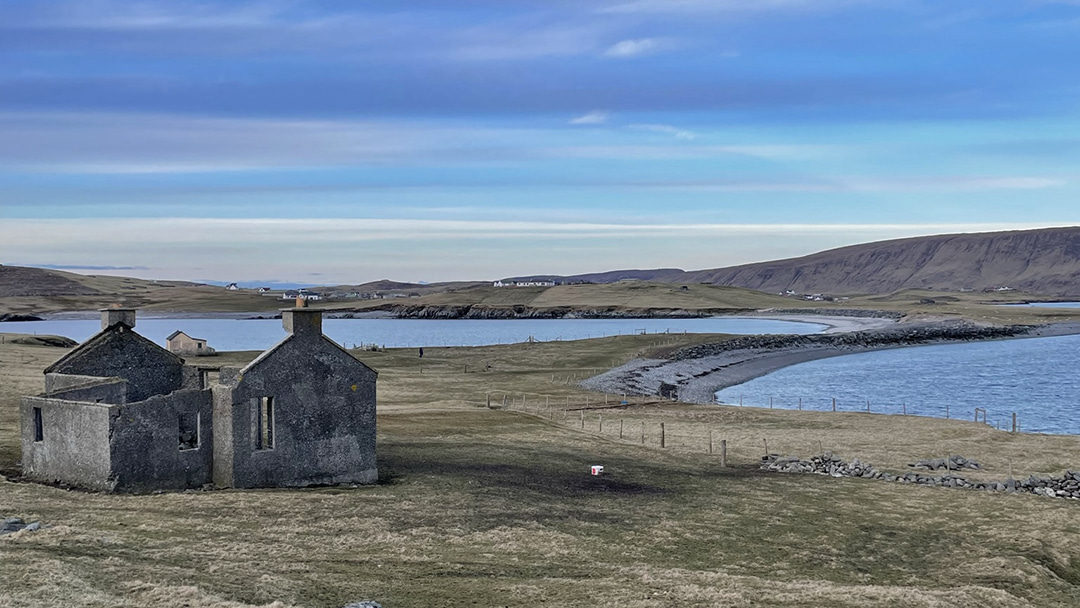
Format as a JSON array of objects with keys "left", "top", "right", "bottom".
[
  {"left": 717, "top": 393, "right": 1021, "bottom": 432},
  {"left": 469, "top": 387, "right": 1024, "bottom": 466}
]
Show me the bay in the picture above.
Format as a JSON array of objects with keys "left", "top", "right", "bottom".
[
  {"left": 4, "top": 316, "right": 827, "bottom": 351},
  {"left": 715, "top": 334, "right": 1080, "bottom": 435}
]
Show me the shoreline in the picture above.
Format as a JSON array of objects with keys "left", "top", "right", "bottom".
[{"left": 581, "top": 321, "right": 1080, "bottom": 405}]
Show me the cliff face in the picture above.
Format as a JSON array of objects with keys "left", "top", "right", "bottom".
[{"left": 685, "top": 227, "right": 1080, "bottom": 296}]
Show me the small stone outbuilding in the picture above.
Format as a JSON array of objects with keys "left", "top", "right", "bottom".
[{"left": 20, "top": 306, "right": 377, "bottom": 492}]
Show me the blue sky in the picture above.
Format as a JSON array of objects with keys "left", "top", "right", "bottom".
[{"left": 1, "top": 0, "right": 1079, "bottom": 284}]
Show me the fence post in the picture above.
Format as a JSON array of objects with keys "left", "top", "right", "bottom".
[
  {"left": 1012, "top": 412, "right": 1017, "bottom": 433},
  {"left": 720, "top": 439, "right": 727, "bottom": 467},
  {"left": 599, "top": 414, "right": 603, "bottom": 433},
  {"left": 902, "top": 403, "right": 906, "bottom": 415},
  {"left": 945, "top": 403, "right": 950, "bottom": 419},
  {"left": 709, "top": 430, "right": 714, "bottom": 454},
  {"left": 486, "top": 393, "right": 490, "bottom": 408},
  {"left": 866, "top": 400, "right": 870, "bottom": 413},
  {"left": 641, "top": 421, "right": 645, "bottom": 444},
  {"left": 798, "top": 397, "right": 802, "bottom": 411},
  {"left": 832, "top": 398, "right": 836, "bottom": 412},
  {"left": 619, "top": 419, "right": 624, "bottom": 439},
  {"left": 763, "top": 438, "right": 768, "bottom": 456},
  {"left": 580, "top": 410, "right": 584, "bottom": 429},
  {"left": 660, "top": 422, "right": 666, "bottom": 448},
  {"left": 769, "top": 396, "right": 773, "bottom": 409}
]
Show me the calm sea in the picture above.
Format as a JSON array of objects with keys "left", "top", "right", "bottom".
[
  {"left": 4, "top": 317, "right": 827, "bottom": 351},
  {"left": 999, "top": 301, "right": 1080, "bottom": 309},
  {"left": 715, "top": 334, "right": 1080, "bottom": 435}
]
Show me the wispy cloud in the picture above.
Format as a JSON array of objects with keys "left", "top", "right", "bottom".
[
  {"left": 599, "top": 0, "right": 867, "bottom": 14},
  {"left": 604, "top": 38, "right": 660, "bottom": 58},
  {"left": 33, "top": 264, "right": 149, "bottom": 270},
  {"left": 569, "top": 111, "right": 610, "bottom": 125},
  {"left": 627, "top": 124, "right": 697, "bottom": 140},
  {"left": 631, "top": 176, "right": 1068, "bottom": 192},
  {"left": 0, "top": 111, "right": 846, "bottom": 173}
]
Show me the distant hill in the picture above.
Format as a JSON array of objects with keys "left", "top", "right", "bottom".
[
  {"left": 0, "top": 265, "right": 103, "bottom": 297},
  {"left": 522, "top": 227, "right": 1080, "bottom": 297},
  {"left": 323, "top": 279, "right": 486, "bottom": 294}
]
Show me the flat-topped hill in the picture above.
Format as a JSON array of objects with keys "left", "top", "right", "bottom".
[{"left": 520, "top": 226, "right": 1080, "bottom": 297}]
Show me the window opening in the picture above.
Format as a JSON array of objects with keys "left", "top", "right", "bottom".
[
  {"left": 179, "top": 412, "right": 199, "bottom": 450},
  {"left": 256, "top": 396, "right": 274, "bottom": 450},
  {"left": 33, "top": 407, "right": 43, "bottom": 442}
]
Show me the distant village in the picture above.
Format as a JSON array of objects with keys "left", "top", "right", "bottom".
[{"left": 220, "top": 279, "right": 562, "bottom": 302}]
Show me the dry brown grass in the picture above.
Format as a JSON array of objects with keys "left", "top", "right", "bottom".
[{"left": 3, "top": 332, "right": 1080, "bottom": 607}]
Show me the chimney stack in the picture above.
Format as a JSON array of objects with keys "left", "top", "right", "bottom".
[
  {"left": 282, "top": 306, "right": 322, "bottom": 338},
  {"left": 100, "top": 307, "right": 136, "bottom": 330}
]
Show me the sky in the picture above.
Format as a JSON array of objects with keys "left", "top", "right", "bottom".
[{"left": 1, "top": 0, "right": 1079, "bottom": 285}]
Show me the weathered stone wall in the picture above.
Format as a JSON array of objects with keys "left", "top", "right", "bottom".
[
  {"left": 762, "top": 453, "right": 1080, "bottom": 499},
  {"left": 211, "top": 385, "right": 236, "bottom": 488},
  {"left": 108, "top": 389, "right": 214, "bottom": 492},
  {"left": 47, "top": 326, "right": 185, "bottom": 402},
  {"left": 45, "top": 376, "right": 128, "bottom": 405},
  {"left": 223, "top": 335, "right": 377, "bottom": 488},
  {"left": 45, "top": 373, "right": 109, "bottom": 393},
  {"left": 20, "top": 397, "right": 113, "bottom": 491}
]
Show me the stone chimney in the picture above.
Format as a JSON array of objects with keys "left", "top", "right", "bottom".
[
  {"left": 282, "top": 306, "right": 322, "bottom": 339},
  {"left": 101, "top": 307, "right": 136, "bottom": 330}
]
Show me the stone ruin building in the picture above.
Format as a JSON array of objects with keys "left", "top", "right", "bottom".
[{"left": 19, "top": 306, "right": 377, "bottom": 492}]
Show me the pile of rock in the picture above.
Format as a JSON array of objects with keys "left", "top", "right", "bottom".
[
  {"left": 762, "top": 453, "right": 884, "bottom": 479},
  {"left": 2, "top": 517, "right": 43, "bottom": 535},
  {"left": 760, "top": 453, "right": 1080, "bottom": 499}
]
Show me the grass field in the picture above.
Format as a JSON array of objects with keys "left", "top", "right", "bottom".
[{"left": 3, "top": 332, "right": 1080, "bottom": 607}]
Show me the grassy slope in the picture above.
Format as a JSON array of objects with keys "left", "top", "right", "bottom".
[
  {"left": 2, "top": 334, "right": 1080, "bottom": 607},
  {"left": 6, "top": 264, "right": 1080, "bottom": 327}
]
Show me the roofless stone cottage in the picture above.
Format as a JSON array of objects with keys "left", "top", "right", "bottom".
[{"left": 19, "top": 305, "right": 377, "bottom": 492}]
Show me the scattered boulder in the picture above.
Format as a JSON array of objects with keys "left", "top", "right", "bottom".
[
  {"left": 1, "top": 517, "right": 44, "bottom": 535},
  {"left": 343, "top": 602, "right": 383, "bottom": 608},
  {"left": 658, "top": 382, "right": 678, "bottom": 400}
]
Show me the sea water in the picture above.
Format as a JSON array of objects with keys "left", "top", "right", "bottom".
[
  {"left": 715, "top": 334, "right": 1080, "bottom": 435},
  {"left": 5, "top": 316, "right": 827, "bottom": 351}
]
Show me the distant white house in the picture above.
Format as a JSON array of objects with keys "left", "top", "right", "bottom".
[{"left": 225, "top": 283, "right": 239, "bottom": 291}]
